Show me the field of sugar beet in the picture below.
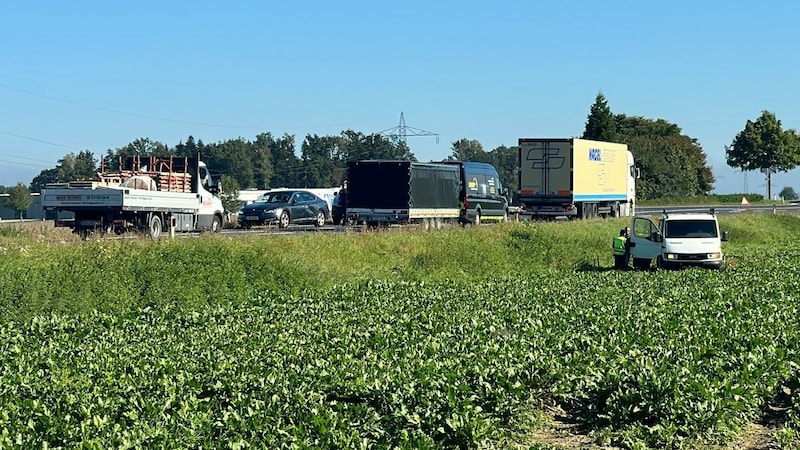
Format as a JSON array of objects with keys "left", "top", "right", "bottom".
[{"left": 1, "top": 214, "right": 800, "bottom": 449}]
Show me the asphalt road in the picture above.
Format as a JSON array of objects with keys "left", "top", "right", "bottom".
[{"left": 637, "top": 203, "right": 800, "bottom": 216}]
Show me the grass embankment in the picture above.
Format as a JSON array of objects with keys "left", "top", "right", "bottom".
[
  {"left": 0, "top": 214, "right": 792, "bottom": 320},
  {"left": 2, "top": 214, "right": 800, "bottom": 449},
  {"left": 0, "top": 218, "right": 632, "bottom": 320}
]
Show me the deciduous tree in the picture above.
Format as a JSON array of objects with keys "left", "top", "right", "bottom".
[
  {"left": 616, "top": 114, "right": 714, "bottom": 199},
  {"left": 29, "top": 168, "right": 59, "bottom": 192},
  {"left": 726, "top": 111, "right": 800, "bottom": 199},
  {"left": 6, "top": 183, "right": 31, "bottom": 219},
  {"left": 56, "top": 151, "right": 97, "bottom": 182},
  {"left": 449, "top": 139, "right": 490, "bottom": 162},
  {"left": 779, "top": 186, "right": 798, "bottom": 201}
]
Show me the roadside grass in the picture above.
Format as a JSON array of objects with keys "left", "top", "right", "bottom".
[
  {"left": 637, "top": 193, "right": 771, "bottom": 206},
  {"left": 2, "top": 214, "right": 798, "bottom": 323}
]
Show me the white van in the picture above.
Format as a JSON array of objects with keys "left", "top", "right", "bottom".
[{"left": 629, "top": 210, "right": 729, "bottom": 269}]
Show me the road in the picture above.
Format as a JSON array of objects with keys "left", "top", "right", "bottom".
[
  {"left": 637, "top": 203, "right": 800, "bottom": 216},
  {"left": 219, "top": 203, "right": 800, "bottom": 236}
]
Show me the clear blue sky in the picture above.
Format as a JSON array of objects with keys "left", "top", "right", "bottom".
[{"left": 2, "top": 1, "right": 799, "bottom": 196}]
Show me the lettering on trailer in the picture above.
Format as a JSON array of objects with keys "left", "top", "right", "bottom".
[{"left": 588, "top": 148, "right": 602, "bottom": 161}]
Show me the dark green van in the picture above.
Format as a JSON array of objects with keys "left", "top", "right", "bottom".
[{"left": 442, "top": 161, "right": 510, "bottom": 225}]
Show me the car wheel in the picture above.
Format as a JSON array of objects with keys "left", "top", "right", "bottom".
[
  {"left": 474, "top": 211, "right": 481, "bottom": 226},
  {"left": 278, "top": 211, "right": 290, "bottom": 229},
  {"left": 314, "top": 210, "right": 326, "bottom": 227},
  {"left": 633, "top": 258, "right": 650, "bottom": 270},
  {"left": 211, "top": 215, "right": 221, "bottom": 233},
  {"left": 149, "top": 214, "right": 162, "bottom": 241}
]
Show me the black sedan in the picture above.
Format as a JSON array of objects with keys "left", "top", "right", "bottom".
[{"left": 238, "top": 190, "right": 330, "bottom": 228}]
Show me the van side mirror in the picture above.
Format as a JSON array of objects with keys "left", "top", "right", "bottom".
[
  {"left": 653, "top": 233, "right": 663, "bottom": 243},
  {"left": 722, "top": 231, "right": 729, "bottom": 242}
]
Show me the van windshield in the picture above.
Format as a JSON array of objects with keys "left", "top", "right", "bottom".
[{"left": 663, "top": 220, "right": 718, "bottom": 238}]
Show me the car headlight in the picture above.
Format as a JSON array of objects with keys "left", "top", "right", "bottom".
[
  {"left": 665, "top": 253, "right": 678, "bottom": 260},
  {"left": 706, "top": 252, "right": 721, "bottom": 259}
]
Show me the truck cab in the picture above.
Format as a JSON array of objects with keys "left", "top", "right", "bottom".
[{"left": 629, "top": 209, "right": 729, "bottom": 269}]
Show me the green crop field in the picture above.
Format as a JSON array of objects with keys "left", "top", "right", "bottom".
[{"left": 1, "top": 215, "right": 800, "bottom": 449}]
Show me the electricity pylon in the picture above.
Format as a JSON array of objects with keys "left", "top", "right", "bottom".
[{"left": 378, "top": 112, "right": 439, "bottom": 144}]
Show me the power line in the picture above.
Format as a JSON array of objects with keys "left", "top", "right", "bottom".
[
  {"left": 0, "top": 83, "right": 368, "bottom": 132},
  {"left": 0, "top": 152, "right": 58, "bottom": 164},
  {"left": 0, "top": 130, "right": 82, "bottom": 151},
  {"left": 0, "top": 158, "right": 51, "bottom": 169},
  {"left": 0, "top": 83, "right": 256, "bottom": 130}
]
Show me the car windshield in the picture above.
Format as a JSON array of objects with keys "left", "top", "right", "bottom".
[
  {"left": 663, "top": 219, "right": 718, "bottom": 238},
  {"left": 255, "top": 192, "right": 293, "bottom": 204}
]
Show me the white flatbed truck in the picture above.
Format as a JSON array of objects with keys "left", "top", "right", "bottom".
[{"left": 41, "top": 154, "right": 225, "bottom": 240}]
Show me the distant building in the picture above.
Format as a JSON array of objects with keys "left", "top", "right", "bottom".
[{"left": 0, "top": 193, "right": 46, "bottom": 220}]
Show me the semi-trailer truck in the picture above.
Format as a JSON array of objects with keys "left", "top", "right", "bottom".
[
  {"left": 41, "top": 154, "right": 224, "bottom": 239},
  {"left": 517, "top": 138, "right": 638, "bottom": 220}
]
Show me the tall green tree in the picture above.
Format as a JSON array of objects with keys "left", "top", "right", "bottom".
[
  {"left": 116, "top": 137, "right": 171, "bottom": 158},
  {"left": 726, "top": 111, "right": 800, "bottom": 172},
  {"left": 56, "top": 151, "right": 97, "bottom": 182},
  {"left": 301, "top": 134, "right": 340, "bottom": 187},
  {"left": 449, "top": 139, "right": 490, "bottom": 162},
  {"left": 779, "top": 186, "right": 798, "bottom": 201},
  {"left": 174, "top": 135, "right": 200, "bottom": 158},
  {"left": 6, "top": 183, "right": 31, "bottom": 219},
  {"left": 726, "top": 111, "right": 800, "bottom": 199},
  {"left": 487, "top": 144, "right": 518, "bottom": 201},
  {"left": 252, "top": 133, "right": 275, "bottom": 189},
  {"left": 29, "top": 168, "right": 59, "bottom": 192},
  {"left": 582, "top": 92, "right": 618, "bottom": 142},
  {"left": 204, "top": 138, "right": 255, "bottom": 189},
  {"left": 270, "top": 134, "right": 301, "bottom": 188},
  {"left": 616, "top": 114, "right": 714, "bottom": 199},
  {"left": 218, "top": 174, "right": 242, "bottom": 215}
]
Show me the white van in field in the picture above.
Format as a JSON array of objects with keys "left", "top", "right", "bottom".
[{"left": 629, "top": 210, "right": 729, "bottom": 269}]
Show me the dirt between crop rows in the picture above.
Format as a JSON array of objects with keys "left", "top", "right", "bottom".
[{"left": 528, "top": 417, "right": 783, "bottom": 449}]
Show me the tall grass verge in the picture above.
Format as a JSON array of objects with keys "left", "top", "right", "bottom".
[{"left": 1, "top": 214, "right": 798, "bottom": 322}]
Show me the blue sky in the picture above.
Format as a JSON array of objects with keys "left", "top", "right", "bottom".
[{"left": 2, "top": 1, "right": 799, "bottom": 196}]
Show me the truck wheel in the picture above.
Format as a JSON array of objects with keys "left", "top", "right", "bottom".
[
  {"left": 278, "top": 211, "right": 290, "bottom": 229},
  {"left": 474, "top": 211, "right": 481, "bottom": 226},
  {"left": 633, "top": 258, "right": 650, "bottom": 270},
  {"left": 149, "top": 214, "right": 162, "bottom": 240},
  {"left": 211, "top": 215, "right": 222, "bottom": 233},
  {"left": 314, "top": 210, "right": 325, "bottom": 227}
]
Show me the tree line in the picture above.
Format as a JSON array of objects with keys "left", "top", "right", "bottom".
[{"left": 3, "top": 94, "right": 800, "bottom": 217}]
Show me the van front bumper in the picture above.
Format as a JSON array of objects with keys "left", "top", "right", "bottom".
[{"left": 660, "top": 254, "right": 725, "bottom": 270}]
